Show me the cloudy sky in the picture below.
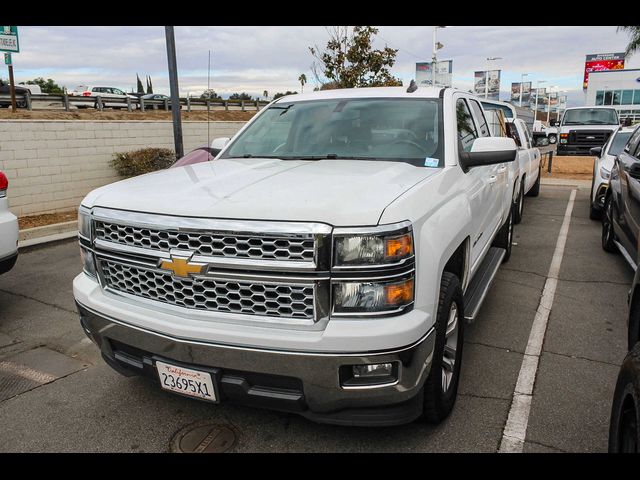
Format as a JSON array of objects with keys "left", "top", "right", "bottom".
[{"left": 7, "top": 26, "right": 639, "bottom": 106}]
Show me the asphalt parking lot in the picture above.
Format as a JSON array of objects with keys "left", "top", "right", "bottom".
[{"left": 0, "top": 182, "right": 633, "bottom": 452}]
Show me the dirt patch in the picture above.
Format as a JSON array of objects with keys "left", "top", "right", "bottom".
[
  {"left": 19, "top": 209, "right": 77, "bottom": 230},
  {"left": 0, "top": 109, "right": 256, "bottom": 122},
  {"left": 540, "top": 155, "right": 594, "bottom": 180}
]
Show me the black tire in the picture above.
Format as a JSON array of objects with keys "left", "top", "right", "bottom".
[
  {"left": 493, "top": 207, "right": 514, "bottom": 263},
  {"left": 422, "top": 272, "right": 465, "bottom": 424},
  {"left": 602, "top": 194, "right": 618, "bottom": 253},
  {"left": 608, "top": 344, "right": 640, "bottom": 453},
  {"left": 513, "top": 178, "right": 525, "bottom": 225},
  {"left": 526, "top": 166, "right": 541, "bottom": 197},
  {"left": 548, "top": 134, "right": 557, "bottom": 144}
]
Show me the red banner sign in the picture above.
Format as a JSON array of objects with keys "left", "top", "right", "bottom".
[{"left": 583, "top": 53, "right": 625, "bottom": 90}]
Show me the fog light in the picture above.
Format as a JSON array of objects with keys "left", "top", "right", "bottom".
[
  {"left": 340, "top": 362, "right": 399, "bottom": 388},
  {"left": 353, "top": 363, "right": 393, "bottom": 378}
]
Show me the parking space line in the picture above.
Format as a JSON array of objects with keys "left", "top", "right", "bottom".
[{"left": 499, "top": 189, "right": 577, "bottom": 453}]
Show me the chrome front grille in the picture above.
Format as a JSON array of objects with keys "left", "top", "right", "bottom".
[
  {"left": 100, "top": 260, "right": 316, "bottom": 320},
  {"left": 95, "top": 221, "right": 315, "bottom": 262}
]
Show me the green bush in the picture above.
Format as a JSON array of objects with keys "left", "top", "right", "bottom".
[{"left": 111, "top": 148, "right": 176, "bottom": 178}]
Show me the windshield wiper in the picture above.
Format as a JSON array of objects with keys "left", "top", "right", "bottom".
[{"left": 285, "top": 154, "right": 380, "bottom": 160}]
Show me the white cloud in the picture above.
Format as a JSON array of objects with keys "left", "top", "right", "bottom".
[{"left": 6, "top": 25, "right": 639, "bottom": 103}]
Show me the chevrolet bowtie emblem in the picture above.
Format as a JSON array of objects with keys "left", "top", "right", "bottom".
[{"left": 159, "top": 254, "right": 205, "bottom": 278}]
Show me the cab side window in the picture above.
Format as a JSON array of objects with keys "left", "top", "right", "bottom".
[{"left": 456, "top": 98, "right": 478, "bottom": 152}]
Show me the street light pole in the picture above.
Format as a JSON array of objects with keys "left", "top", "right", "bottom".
[
  {"left": 519, "top": 73, "right": 529, "bottom": 107},
  {"left": 534, "top": 80, "right": 547, "bottom": 123},
  {"left": 547, "top": 85, "right": 559, "bottom": 123},
  {"left": 165, "top": 26, "right": 184, "bottom": 159},
  {"left": 432, "top": 26, "right": 446, "bottom": 87},
  {"left": 485, "top": 57, "right": 502, "bottom": 99}
]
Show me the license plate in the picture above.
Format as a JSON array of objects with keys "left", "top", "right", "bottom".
[{"left": 156, "top": 361, "right": 217, "bottom": 402}]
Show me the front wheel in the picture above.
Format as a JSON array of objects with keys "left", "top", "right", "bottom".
[
  {"left": 421, "top": 272, "right": 464, "bottom": 424},
  {"left": 548, "top": 134, "right": 557, "bottom": 144},
  {"left": 602, "top": 195, "right": 618, "bottom": 253}
]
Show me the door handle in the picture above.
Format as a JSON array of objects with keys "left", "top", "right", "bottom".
[{"left": 488, "top": 175, "right": 498, "bottom": 184}]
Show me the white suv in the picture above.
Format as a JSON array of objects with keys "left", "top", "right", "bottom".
[
  {"left": 69, "top": 85, "right": 137, "bottom": 109},
  {"left": 0, "top": 171, "right": 18, "bottom": 275}
]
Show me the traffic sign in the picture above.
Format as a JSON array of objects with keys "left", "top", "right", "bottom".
[
  {"left": 0, "top": 26, "right": 19, "bottom": 53},
  {"left": 4, "top": 53, "right": 11, "bottom": 65}
]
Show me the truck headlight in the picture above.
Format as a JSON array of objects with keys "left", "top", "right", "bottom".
[
  {"left": 600, "top": 165, "right": 611, "bottom": 181},
  {"left": 333, "top": 222, "right": 414, "bottom": 267},
  {"left": 78, "top": 206, "right": 92, "bottom": 240},
  {"left": 333, "top": 276, "right": 414, "bottom": 314}
]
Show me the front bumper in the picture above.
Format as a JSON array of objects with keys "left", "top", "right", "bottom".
[
  {"left": 76, "top": 301, "right": 436, "bottom": 427},
  {"left": 557, "top": 144, "right": 600, "bottom": 156}
]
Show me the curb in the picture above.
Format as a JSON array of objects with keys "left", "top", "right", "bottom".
[
  {"left": 18, "top": 230, "right": 77, "bottom": 248},
  {"left": 19, "top": 220, "right": 77, "bottom": 242}
]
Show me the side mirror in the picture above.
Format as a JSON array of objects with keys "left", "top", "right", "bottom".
[
  {"left": 460, "top": 137, "right": 517, "bottom": 170},
  {"left": 210, "top": 137, "right": 230, "bottom": 156},
  {"left": 590, "top": 146, "right": 603, "bottom": 157},
  {"left": 550, "top": 120, "right": 559, "bottom": 127}
]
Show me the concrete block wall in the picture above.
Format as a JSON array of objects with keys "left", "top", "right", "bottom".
[{"left": 0, "top": 120, "right": 245, "bottom": 217}]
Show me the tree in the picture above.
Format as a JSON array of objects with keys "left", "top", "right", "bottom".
[
  {"left": 136, "top": 74, "right": 144, "bottom": 94},
  {"left": 19, "top": 77, "right": 64, "bottom": 94},
  {"left": 618, "top": 26, "right": 640, "bottom": 57},
  {"left": 229, "top": 92, "right": 253, "bottom": 100},
  {"left": 298, "top": 73, "right": 307, "bottom": 93},
  {"left": 309, "top": 26, "right": 403, "bottom": 89},
  {"left": 146, "top": 76, "right": 153, "bottom": 94},
  {"left": 263, "top": 90, "right": 269, "bottom": 100},
  {"left": 273, "top": 91, "right": 298, "bottom": 100},
  {"left": 201, "top": 89, "right": 220, "bottom": 99}
]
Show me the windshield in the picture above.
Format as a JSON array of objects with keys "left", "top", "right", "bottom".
[
  {"left": 607, "top": 131, "right": 633, "bottom": 156},
  {"left": 220, "top": 97, "right": 444, "bottom": 167},
  {"left": 562, "top": 108, "right": 618, "bottom": 126}
]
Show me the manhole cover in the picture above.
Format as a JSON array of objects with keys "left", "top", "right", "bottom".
[{"left": 171, "top": 423, "right": 237, "bottom": 453}]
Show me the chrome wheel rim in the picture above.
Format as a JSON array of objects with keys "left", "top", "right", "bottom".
[{"left": 442, "top": 303, "right": 459, "bottom": 393}]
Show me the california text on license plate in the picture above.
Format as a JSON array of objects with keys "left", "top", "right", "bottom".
[{"left": 156, "top": 361, "right": 217, "bottom": 402}]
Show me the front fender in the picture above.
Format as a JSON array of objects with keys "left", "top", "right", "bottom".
[{"left": 379, "top": 167, "right": 473, "bottom": 330}]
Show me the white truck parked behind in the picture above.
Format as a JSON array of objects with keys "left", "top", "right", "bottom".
[
  {"left": 73, "top": 87, "right": 518, "bottom": 426},
  {"left": 556, "top": 106, "right": 620, "bottom": 156}
]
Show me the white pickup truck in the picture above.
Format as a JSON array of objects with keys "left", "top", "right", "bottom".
[
  {"left": 0, "top": 171, "right": 18, "bottom": 275},
  {"left": 73, "top": 86, "right": 518, "bottom": 426},
  {"left": 505, "top": 118, "right": 542, "bottom": 223}
]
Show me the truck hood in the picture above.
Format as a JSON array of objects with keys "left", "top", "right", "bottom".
[
  {"left": 83, "top": 158, "right": 440, "bottom": 226},
  {"left": 560, "top": 124, "right": 619, "bottom": 132}
]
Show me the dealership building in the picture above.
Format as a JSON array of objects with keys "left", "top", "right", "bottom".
[{"left": 585, "top": 69, "right": 640, "bottom": 123}]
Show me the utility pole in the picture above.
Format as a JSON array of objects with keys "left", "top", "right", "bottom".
[{"left": 165, "top": 26, "right": 184, "bottom": 159}]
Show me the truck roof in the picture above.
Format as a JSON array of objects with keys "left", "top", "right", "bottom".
[
  {"left": 563, "top": 106, "right": 617, "bottom": 111},
  {"left": 274, "top": 86, "right": 445, "bottom": 102}
]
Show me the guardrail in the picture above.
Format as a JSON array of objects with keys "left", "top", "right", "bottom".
[{"left": 0, "top": 92, "right": 270, "bottom": 112}]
